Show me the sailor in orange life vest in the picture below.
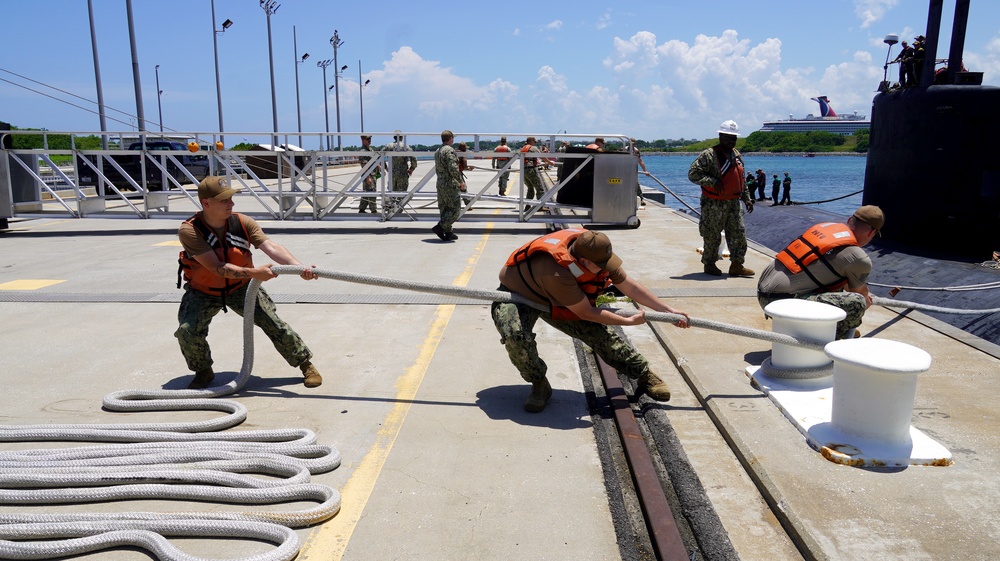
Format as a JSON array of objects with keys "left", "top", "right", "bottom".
[
  {"left": 688, "top": 119, "right": 755, "bottom": 277},
  {"left": 756, "top": 205, "right": 885, "bottom": 340},
  {"left": 491, "top": 229, "right": 690, "bottom": 413},
  {"left": 175, "top": 176, "right": 322, "bottom": 389}
]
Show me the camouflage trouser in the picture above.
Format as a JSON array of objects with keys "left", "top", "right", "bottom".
[
  {"left": 523, "top": 166, "right": 542, "bottom": 199},
  {"left": 699, "top": 196, "right": 747, "bottom": 265},
  {"left": 436, "top": 183, "right": 462, "bottom": 234},
  {"left": 385, "top": 174, "right": 409, "bottom": 214},
  {"left": 757, "top": 291, "right": 867, "bottom": 340},
  {"left": 497, "top": 170, "right": 510, "bottom": 195},
  {"left": 360, "top": 176, "right": 377, "bottom": 212},
  {"left": 391, "top": 174, "right": 409, "bottom": 193},
  {"left": 490, "top": 300, "right": 650, "bottom": 383},
  {"left": 175, "top": 284, "right": 312, "bottom": 373}
]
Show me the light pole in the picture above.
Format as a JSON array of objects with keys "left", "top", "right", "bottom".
[
  {"left": 293, "top": 26, "right": 309, "bottom": 149},
  {"left": 330, "top": 30, "right": 345, "bottom": 151},
  {"left": 155, "top": 64, "right": 163, "bottom": 133},
  {"left": 87, "top": 0, "right": 108, "bottom": 149},
  {"left": 358, "top": 60, "right": 371, "bottom": 133},
  {"left": 260, "top": 0, "right": 281, "bottom": 148},
  {"left": 317, "top": 59, "right": 333, "bottom": 150},
  {"left": 210, "top": 0, "right": 232, "bottom": 146},
  {"left": 126, "top": 0, "right": 145, "bottom": 133}
]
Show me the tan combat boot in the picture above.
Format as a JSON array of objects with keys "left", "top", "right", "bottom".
[
  {"left": 728, "top": 263, "right": 756, "bottom": 277},
  {"left": 637, "top": 371, "right": 671, "bottom": 402},
  {"left": 524, "top": 378, "right": 553, "bottom": 413},
  {"left": 300, "top": 361, "right": 323, "bottom": 388}
]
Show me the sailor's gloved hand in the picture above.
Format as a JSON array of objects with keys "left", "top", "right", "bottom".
[{"left": 745, "top": 200, "right": 754, "bottom": 214}]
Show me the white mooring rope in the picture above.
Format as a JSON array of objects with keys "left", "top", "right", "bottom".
[{"left": 0, "top": 276, "right": 341, "bottom": 561}]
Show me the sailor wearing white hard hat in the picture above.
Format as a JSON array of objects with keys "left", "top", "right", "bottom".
[{"left": 687, "top": 119, "right": 756, "bottom": 277}]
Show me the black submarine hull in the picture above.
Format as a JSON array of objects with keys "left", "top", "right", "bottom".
[
  {"left": 863, "top": 85, "right": 1000, "bottom": 256},
  {"left": 863, "top": 0, "right": 999, "bottom": 257}
]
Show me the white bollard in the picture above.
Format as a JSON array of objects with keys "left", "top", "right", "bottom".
[
  {"left": 763, "top": 299, "right": 845, "bottom": 373},
  {"left": 826, "top": 338, "right": 931, "bottom": 445}
]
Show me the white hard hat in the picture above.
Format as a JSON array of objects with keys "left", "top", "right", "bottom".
[{"left": 717, "top": 120, "right": 740, "bottom": 137}]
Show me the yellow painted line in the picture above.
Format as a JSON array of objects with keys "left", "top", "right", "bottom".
[
  {"left": 156, "top": 240, "right": 182, "bottom": 247},
  {"left": 298, "top": 220, "right": 497, "bottom": 561},
  {"left": 0, "top": 279, "right": 66, "bottom": 290}
]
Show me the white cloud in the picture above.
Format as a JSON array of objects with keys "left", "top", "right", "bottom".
[
  {"left": 359, "top": 47, "right": 520, "bottom": 133},
  {"left": 350, "top": 27, "right": 900, "bottom": 142},
  {"left": 597, "top": 12, "right": 612, "bottom": 30},
  {"left": 544, "top": 20, "right": 563, "bottom": 31},
  {"left": 604, "top": 31, "right": 659, "bottom": 74},
  {"left": 962, "top": 33, "right": 1000, "bottom": 84},
  {"left": 854, "top": 0, "right": 901, "bottom": 29}
]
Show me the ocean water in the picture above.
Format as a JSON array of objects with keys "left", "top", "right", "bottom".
[{"left": 640, "top": 153, "right": 867, "bottom": 217}]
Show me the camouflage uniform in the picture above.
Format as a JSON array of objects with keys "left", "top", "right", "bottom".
[
  {"left": 435, "top": 143, "right": 463, "bottom": 235},
  {"left": 492, "top": 147, "right": 512, "bottom": 196},
  {"left": 490, "top": 300, "right": 650, "bottom": 383},
  {"left": 384, "top": 138, "right": 417, "bottom": 213},
  {"left": 689, "top": 146, "right": 752, "bottom": 266},
  {"left": 175, "top": 284, "right": 312, "bottom": 373},
  {"left": 521, "top": 145, "right": 545, "bottom": 199},
  {"left": 757, "top": 291, "right": 867, "bottom": 340},
  {"left": 358, "top": 143, "right": 380, "bottom": 213}
]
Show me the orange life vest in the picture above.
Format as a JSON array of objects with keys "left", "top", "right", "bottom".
[
  {"left": 495, "top": 144, "right": 511, "bottom": 163},
  {"left": 776, "top": 222, "right": 858, "bottom": 292},
  {"left": 520, "top": 144, "right": 537, "bottom": 167},
  {"left": 177, "top": 213, "right": 254, "bottom": 306},
  {"left": 504, "top": 228, "right": 613, "bottom": 321},
  {"left": 701, "top": 146, "right": 745, "bottom": 200}
]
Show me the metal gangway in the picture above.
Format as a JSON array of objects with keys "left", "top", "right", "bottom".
[{"left": 0, "top": 130, "right": 644, "bottom": 228}]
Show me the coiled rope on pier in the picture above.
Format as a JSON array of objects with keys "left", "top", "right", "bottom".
[{"left": 0, "top": 276, "right": 341, "bottom": 561}]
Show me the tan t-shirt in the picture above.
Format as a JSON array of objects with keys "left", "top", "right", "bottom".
[
  {"left": 499, "top": 253, "right": 627, "bottom": 308},
  {"left": 178, "top": 214, "right": 269, "bottom": 257}
]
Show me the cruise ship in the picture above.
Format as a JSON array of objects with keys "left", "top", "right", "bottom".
[{"left": 759, "top": 96, "right": 870, "bottom": 135}]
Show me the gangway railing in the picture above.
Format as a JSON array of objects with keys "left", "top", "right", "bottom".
[{"left": 1, "top": 130, "right": 643, "bottom": 227}]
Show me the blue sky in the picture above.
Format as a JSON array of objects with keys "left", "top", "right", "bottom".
[{"left": 2, "top": 0, "right": 998, "bottom": 145}]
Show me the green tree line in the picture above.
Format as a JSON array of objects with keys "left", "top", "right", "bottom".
[
  {"left": 4, "top": 124, "right": 869, "bottom": 154},
  {"left": 740, "top": 129, "right": 869, "bottom": 153}
]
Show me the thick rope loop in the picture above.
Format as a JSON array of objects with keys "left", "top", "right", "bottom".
[{"left": 0, "top": 275, "right": 341, "bottom": 561}]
